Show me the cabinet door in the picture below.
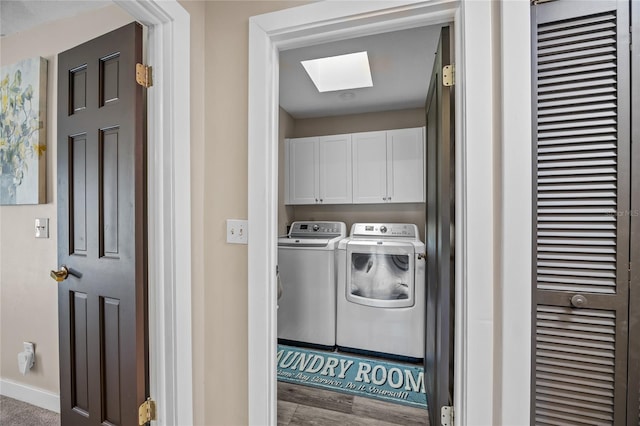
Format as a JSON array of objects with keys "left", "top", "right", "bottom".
[
  {"left": 318, "top": 134, "right": 352, "bottom": 204},
  {"left": 387, "top": 127, "right": 425, "bottom": 203},
  {"left": 352, "top": 131, "right": 387, "bottom": 204},
  {"left": 288, "top": 137, "right": 318, "bottom": 204}
]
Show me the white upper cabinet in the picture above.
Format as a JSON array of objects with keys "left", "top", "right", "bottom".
[
  {"left": 352, "top": 131, "right": 388, "bottom": 203},
  {"left": 286, "top": 134, "right": 352, "bottom": 205},
  {"left": 353, "top": 127, "right": 425, "bottom": 204},
  {"left": 318, "top": 134, "right": 353, "bottom": 204},
  {"left": 287, "top": 137, "right": 318, "bottom": 205},
  {"left": 286, "top": 127, "right": 424, "bottom": 205},
  {"left": 386, "top": 127, "right": 425, "bottom": 203}
]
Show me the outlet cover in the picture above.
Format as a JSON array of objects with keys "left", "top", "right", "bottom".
[{"left": 226, "top": 219, "right": 248, "bottom": 244}]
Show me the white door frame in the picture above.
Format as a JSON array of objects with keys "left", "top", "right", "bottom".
[
  {"left": 113, "top": 1, "right": 192, "bottom": 425},
  {"left": 248, "top": 1, "right": 532, "bottom": 425}
]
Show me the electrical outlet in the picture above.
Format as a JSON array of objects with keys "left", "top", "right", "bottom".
[
  {"left": 226, "top": 219, "right": 248, "bottom": 244},
  {"left": 18, "top": 342, "right": 35, "bottom": 375}
]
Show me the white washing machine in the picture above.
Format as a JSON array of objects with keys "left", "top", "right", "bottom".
[
  {"left": 278, "top": 221, "right": 347, "bottom": 347},
  {"left": 337, "top": 223, "right": 426, "bottom": 359}
]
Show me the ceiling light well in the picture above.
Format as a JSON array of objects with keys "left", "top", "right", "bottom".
[{"left": 301, "top": 51, "right": 373, "bottom": 93}]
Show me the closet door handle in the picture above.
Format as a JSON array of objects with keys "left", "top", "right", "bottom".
[{"left": 570, "top": 294, "right": 588, "bottom": 308}]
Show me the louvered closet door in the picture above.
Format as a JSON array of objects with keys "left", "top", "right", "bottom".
[{"left": 532, "top": 1, "right": 631, "bottom": 425}]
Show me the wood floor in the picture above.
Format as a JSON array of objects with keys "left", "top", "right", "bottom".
[{"left": 277, "top": 381, "right": 429, "bottom": 426}]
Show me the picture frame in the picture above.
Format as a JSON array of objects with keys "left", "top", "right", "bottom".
[{"left": 0, "top": 56, "right": 47, "bottom": 205}]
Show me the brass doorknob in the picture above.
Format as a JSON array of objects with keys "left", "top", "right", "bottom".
[{"left": 50, "top": 266, "right": 69, "bottom": 282}]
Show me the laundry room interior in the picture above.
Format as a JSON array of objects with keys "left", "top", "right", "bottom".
[{"left": 276, "top": 22, "right": 452, "bottom": 425}]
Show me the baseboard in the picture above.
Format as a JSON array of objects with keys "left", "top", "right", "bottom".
[{"left": 0, "top": 378, "right": 60, "bottom": 413}]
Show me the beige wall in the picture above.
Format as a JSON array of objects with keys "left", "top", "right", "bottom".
[
  {"left": 0, "top": 2, "right": 210, "bottom": 423},
  {"left": 293, "top": 107, "right": 426, "bottom": 137},
  {"left": 203, "top": 2, "right": 308, "bottom": 424},
  {"left": 293, "top": 204, "right": 426, "bottom": 241},
  {"left": 281, "top": 108, "right": 427, "bottom": 241},
  {"left": 0, "top": 5, "right": 136, "bottom": 395}
]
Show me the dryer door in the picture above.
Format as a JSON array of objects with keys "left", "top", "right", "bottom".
[{"left": 345, "top": 241, "right": 415, "bottom": 308}]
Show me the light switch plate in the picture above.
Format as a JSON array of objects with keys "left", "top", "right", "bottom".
[
  {"left": 226, "top": 219, "right": 248, "bottom": 244},
  {"left": 35, "top": 218, "right": 49, "bottom": 239}
]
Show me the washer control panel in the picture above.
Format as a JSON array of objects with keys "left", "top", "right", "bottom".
[
  {"left": 351, "top": 223, "right": 418, "bottom": 239},
  {"left": 289, "top": 221, "right": 346, "bottom": 237}
]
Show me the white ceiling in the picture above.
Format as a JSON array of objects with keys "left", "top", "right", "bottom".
[
  {"left": 279, "top": 25, "right": 446, "bottom": 119},
  {"left": 0, "top": 0, "right": 110, "bottom": 37}
]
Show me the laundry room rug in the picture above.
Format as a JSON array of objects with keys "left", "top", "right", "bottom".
[{"left": 276, "top": 344, "right": 427, "bottom": 408}]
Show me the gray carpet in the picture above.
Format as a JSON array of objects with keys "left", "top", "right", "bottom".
[{"left": 0, "top": 395, "right": 60, "bottom": 426}]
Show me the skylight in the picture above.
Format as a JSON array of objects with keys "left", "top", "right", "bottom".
[{"left": 301, "top": 51, "right": 373, "bottom": 93}]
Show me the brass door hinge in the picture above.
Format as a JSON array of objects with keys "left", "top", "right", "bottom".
[
  {"left": 443, "top": 64, "right": 454, "bottom": 87},
  {"left": 136, "top": 63, "right": 153, "bottom": 88},
  {"left": 138, "top": 397, "right": 156, "bottom": 425},
  {"left": 441, "top": 406, "right": 454, "bottom": 426}
]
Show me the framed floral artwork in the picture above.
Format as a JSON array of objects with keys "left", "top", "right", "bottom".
[{"left": 0, "top": 57, "right": 47, "bottom": 205}]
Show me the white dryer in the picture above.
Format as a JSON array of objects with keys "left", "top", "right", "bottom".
[
  {"left": 278, "top": 221, "right": 347, "bottom": 348},
  {"left": 337, "top": 223, "right": 426, "bottom": 359}
]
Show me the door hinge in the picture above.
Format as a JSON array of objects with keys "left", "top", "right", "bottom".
[
  {"left": 443, "top": 65, "right": 454, "bottom": 87},
  {"left": 138, "top": 397, "right": 156, "bottom": 425},
  {"left": 136, "top": 63, "right": 153, "bottom": 88},
  {"left": 441, "top": 405, "right": 454, "bottom": 426}
]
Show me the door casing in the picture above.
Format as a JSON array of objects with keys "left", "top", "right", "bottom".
[
  {"left": 107, "top": 2, "right": 193, "bottom": 425},
  {"left": 248, "top": 1, "right": 532, "bottom": 425}
]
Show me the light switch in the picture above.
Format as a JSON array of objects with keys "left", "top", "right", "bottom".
[
  {"left": 35, "top": 218, "right": 49, "bottom": 239},
  {"left": 226, "top": 219, "right": 248, "bottom": 244}
]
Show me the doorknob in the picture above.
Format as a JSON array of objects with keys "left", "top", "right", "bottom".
[
  {"left": 570, "top": 294, "right": 588, "bottom": 308},
  {"left": 50, "top": 266, "right": 69, "bottom": 282}
]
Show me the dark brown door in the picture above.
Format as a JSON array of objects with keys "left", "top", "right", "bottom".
[
  {"left": 531, "top": 1, "right": 633, "bottom": 424},
  {"left": 424, "top": 25, "right": 455, "bottom": 423},
  {"left": 56, "top": 23, "right": 147, "bottom": 426}
]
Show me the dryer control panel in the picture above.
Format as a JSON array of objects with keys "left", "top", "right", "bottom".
[{"left": 350, "top": 223, "right": 418, "bottom": 239}]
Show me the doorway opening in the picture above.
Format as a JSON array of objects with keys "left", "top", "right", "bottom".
[
  {"left": 275, "top": 22, "right": 450, "bottom": 425},
  {"left": 248, "top": 2, "right": 533, "bottom": 425}
]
